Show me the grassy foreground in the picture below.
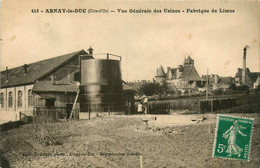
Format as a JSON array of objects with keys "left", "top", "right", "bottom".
[{"left": 0, "top": 113, "right": 259, "bottom": 168}]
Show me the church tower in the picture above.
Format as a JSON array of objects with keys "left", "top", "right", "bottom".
[{"left": 184, "top": 56, "right": 194, "bottom": 66}]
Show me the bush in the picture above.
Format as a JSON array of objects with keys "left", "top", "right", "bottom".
[
  {"left": 32, "top": 113, "right": 62, "bottom": 146},
  {"left": 138, "top": 82, "right": 163, "bottom": 96},
  {"left": 229, "top": 84, "right": 249, "bottom": 93},
  {"left": 213, "top": 89, "right": 225, "bottom": 95},
  {"left": 0, "top": 121, "right": 25, "bottom": 132},
  {"left": 236, "top": 85, "right": 249, "bottom": 92},
  {"left": 225, "top": 89, "right": 233, "bottom": 95}
]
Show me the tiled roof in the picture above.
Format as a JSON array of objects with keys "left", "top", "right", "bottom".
[
  {"left": 180, "top": 66, "right": 204, "bottom": 81},
  {"left": 219, "top": 77, "right": 234, "bottom": 84},
  {"left": 1, "top": 50, "right": 87, "bottom": 88},
  {"left": 248, "top": 72, "right": 260, "bottom": 82},
  {"left": 32, "top": 80, "right": 79, "bottom": 92},
  {"left": 156, "top": 65, "right": 166, "bottom": 77},
  {"left": 123, "top": 83, "right": 138, "bottom": 92}
]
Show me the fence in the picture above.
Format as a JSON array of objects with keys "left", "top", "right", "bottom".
[
  {"left": 32, "top": 105, "right": 131, "bottom": 120},
  {"left": 134, "top": 97, "right": 237, "bottom": 114},
  {"left": 134, "top": 98, "right": 196, "bottom": 114},
  {"left": 19, "top": 112, "right": 33, "bottom": 123},
  {"left": 79, "top": 105, "right": 130, "bottom": 119},
  {"left": 81, "top": 104, "right": 128, "bottom": 113},
  {"left": 196, "top": 98, "right": 236, "bottom": 113},
  {"left": 147, "top": 103, "right": 170, "bottom": 114},
  {"left": 33, "top": 107, "right": 68, "bottom": 121}
]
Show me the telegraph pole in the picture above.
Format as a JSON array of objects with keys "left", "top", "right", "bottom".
[{"left": 206, "top": 68, "right": 209, "bottom": 100}]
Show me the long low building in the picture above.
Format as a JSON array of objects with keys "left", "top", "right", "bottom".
[{"left": 0, "top": 49, "right": 91, "bottom": 122}]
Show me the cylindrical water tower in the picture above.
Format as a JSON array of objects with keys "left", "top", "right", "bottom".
[{"left": 79, "top": 55, "right": 124, "bottom": 119}]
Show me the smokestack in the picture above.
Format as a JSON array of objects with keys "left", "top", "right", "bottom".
[{"left": 242, "top": 47, "right": 247, "bottom": 84}]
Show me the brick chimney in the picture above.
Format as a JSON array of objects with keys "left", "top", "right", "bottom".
[
  {"left": 242, "top": 47, "right": 247, "bottom": 84},
  {"left": 87, "top": 46, "right": 94, "bottom": 56},
  {"left": 178, "top": 65, "right": 183, "bottom": 72},
  {"left": 214, "top": 74, "right": 218, "bottom": 84},
  {"left": 23, "top": 64, "right": 29, "bottom": 74}
]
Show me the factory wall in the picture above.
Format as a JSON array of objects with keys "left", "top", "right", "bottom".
[{"left": 0, "top": 84, "right": 34, "bottom": 122}]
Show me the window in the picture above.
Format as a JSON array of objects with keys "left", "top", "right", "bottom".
[
  {"left": 8, "top": 92, "right": 13, "bottom": 107},
  {"left": 37, "top": 98, "right": 44, "bottom": 107},
  {"left": 18, "top": 90, "right": 22, "bottom": 107},
  {"left": 28, "top": 89, "right": 33, "bottom": 106},
  {"left": 45, "top": 99, "right": 55, "bottom": 107},
  {"left": 0, "top": 93, "right": 4, "bottom": 108}
]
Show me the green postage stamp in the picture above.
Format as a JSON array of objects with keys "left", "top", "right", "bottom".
[{"left": 213, "top": 115, "right": 254, "bottom": 161}]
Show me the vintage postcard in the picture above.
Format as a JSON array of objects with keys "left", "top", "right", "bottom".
[{"left": 0, "top": 0, "right": 259, "bottom": 167}]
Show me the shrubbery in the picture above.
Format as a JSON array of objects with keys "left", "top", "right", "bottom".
[
  {"left": 138, "top": 82, "right": 165, "bottom": 96},
  {"left": 212, "top": 84, "right": 250, "bottom": 95},
  {"left": 0, "top": 121, "right": 25, "bottom": 132},
  {"left": 138, "top": 81, "right": 253, "bottom": 99},
  {"left": 229, "top": 84, "right": 249, "bottom": 93},
  {"left": 213, "top": 89, "right": 225, "bottom": 95},
  {"left": 32, "top": 113, "right": 62, "bottom": 146}
]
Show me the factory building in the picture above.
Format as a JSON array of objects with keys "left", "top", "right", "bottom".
[
  {"left": 234, "top": 47, "right": 260, "bottom": 89},
  {"left": 0, "top": 47, "right": 128, "bottom": 122},
  {"left": 155, "top": 56, "right": 205, "bottom": 88},
  {"left": 201, "top": 74, "right": 234, "bottom": 91}
]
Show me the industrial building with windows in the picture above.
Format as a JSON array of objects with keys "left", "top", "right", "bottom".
[
  {"left": 0, "top": 47, "right": 134, "bottom": 122},
  {"left": 234, "top": 47, "right": 260, "bottom": 89}
]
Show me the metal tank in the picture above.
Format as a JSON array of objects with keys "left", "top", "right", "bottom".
[{"left": 79, "top": 58, "right": 124, "bottom": 114}]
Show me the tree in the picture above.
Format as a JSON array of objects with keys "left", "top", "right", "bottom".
[
  {"left": 161, "top": 80, "right": 169, "bottom": 95},
  {"left": 236, "top": 85, "right": 249, "bottom": 92},
  {"left": 229, "top": 84, "right": 249, "bottom": 93},
  {"left": 138, "top": 82, "right": 163, "bottom": 96}
]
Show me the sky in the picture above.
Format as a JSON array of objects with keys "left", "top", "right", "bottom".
[{"left": 1, "top": 0, "right": 259, "bottom": 82}]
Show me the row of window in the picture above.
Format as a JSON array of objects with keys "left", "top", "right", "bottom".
[{"left": 0, "top": 90, "right": 33, "bottom": 108}]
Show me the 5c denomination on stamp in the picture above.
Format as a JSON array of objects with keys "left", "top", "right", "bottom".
[{"left": 213, "top": 115, "right": 254, "bottom": 161}]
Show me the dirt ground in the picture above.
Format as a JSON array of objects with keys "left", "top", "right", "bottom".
[{"left": 0, "top": 113, "right": 259, "bottom": 168}]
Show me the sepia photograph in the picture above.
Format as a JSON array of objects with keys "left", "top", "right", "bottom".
[{"left": 0, "top": 0, "right": 259, "bottom": 167}]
